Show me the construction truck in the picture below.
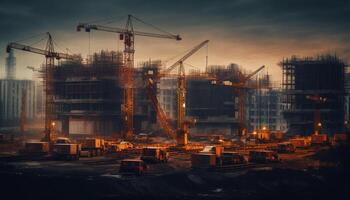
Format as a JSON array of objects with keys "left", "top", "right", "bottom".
[
  {"left": 191, "top": 153, "right": 217, "bottom": 169},
  {"left": 311, "top": 134, "right": 329, "bottom": 146},
  {"left": 191, "top": 145, "right": 226, "bottom": 168},
  {"left": 200, "top": 145, "right": 224, "bottom": 157},
  {"left": 119, "top": 159, "right": 147, "bottom": 175},
  {"left": 277, "top": 142, "right": 296, "bottom": 153},
  {"left": 21, "top": 141, "right": 50, "bottom": 155},
  {"left": 52, "top": 143, "right": 81, "bottom": 160},
  {"left": 221, "top": 152, "right": 246, "bottom": 165},
  {"left": 78, "top": 138, "right": 105, "bottom": 157},
  {"left": 289, "top": 137, "right": 311, "bottom": 148},
  {"left": 248, "top": 150, "right": 279, "bottom": 163},
  {"left": 52, "top": 137, "right": 81, "bottom": 160},
  {"left": 141, "top": 147, "right": 169, "bottom": 163}
]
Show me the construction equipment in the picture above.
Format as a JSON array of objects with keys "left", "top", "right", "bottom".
[
  {"left": 248, "top": 150, "right": 279, "bottom": 163},
  {"left": 119, "top": 159, "right": 147, "bottom": 175},
  {"left": 141, "top": 147, "right": 169, "bottom": 163},
  {"left": 234, "top": 65, "right": 265, "bottom": 136},
  {"left": 22, "top": 142, "right": 50, "bottom": 155},
  {"left": 77, "top": 15, "right": 181, "bottom": 139},
  {"left": 212, "top": 65, "right": 265, "bottom": 136},
  {"left": 52, "top": 143, "right": 81, "bottom": 160},
  {"left": 145, "top": 40, "right": 209, "bottom": 146},
  {"left": 78, "top": 138, "right": 106, "bottom": 157},
  {"left": 277, "top": 142, "right": 296, "bottom": 153},
  {"left": 7, "top": 32, "right": 80, "bottom": 142}
]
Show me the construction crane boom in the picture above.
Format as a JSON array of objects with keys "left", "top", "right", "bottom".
[
  {"left": 6, "top": 43, "right": 80, "bottom": 61},
  {"left": 147, "top": 40, "right": 208, "bottom": 146},
  {"left": 145, "top": 78, "right": 176, "bottom": 139},
  {"left": 77, "top": 24, "right": 181, "bottom": 40},
  {"left": 77, "top": 14, "right": 181, "bottom": 139},
  {"left": 244, "top": 65, "right": 265, "bottom": 82},
  {"left": 7, "top": 32, "right": 79, "bottom": 142},
  {"left": 163, "top": 40, "right": 209, "bottom": 75}
]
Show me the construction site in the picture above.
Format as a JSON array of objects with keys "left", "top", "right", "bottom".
[{"left": 0, "top": 14, "right": 349, "bottom": 200}]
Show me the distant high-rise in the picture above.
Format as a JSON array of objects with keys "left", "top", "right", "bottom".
[{"left": 5, "top": 49, "right": 16, "bottom": 79}]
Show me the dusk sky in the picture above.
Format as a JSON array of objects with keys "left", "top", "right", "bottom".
[{"left": 0, "top": 0, "right": 349, "bottom": 82}]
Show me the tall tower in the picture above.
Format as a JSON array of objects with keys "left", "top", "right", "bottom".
[{"left": 6, "top": 49, "right": 16, "bottom": 79}]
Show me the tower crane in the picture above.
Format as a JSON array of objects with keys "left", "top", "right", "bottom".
[
  {"left": 236, "top": 65, "right": 265, "bottom": 136},
  {"left": 77, "top": 15, "right": 181, "bottom": 139},
  {"left": 145, "top": 40, "right": 209, "bottom": 146},
  {"left": 212, "top": 65, "right": 265, "bottom": 136},
  {"left": 7, "top": 32, "right": 81, "bottom": 142}
]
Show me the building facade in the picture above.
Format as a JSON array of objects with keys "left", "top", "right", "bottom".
[
  {"left": 0, "top": 79, "right": 36, "bottom": 127},
  {"left": 281, "top": 55, "right": 346, "bottom": 135},
  {"left": 246, "top": 88, "right": 287, "bottom": 133}
]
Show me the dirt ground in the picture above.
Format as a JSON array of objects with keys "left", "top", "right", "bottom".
[{"left": 0, "top": 141, "right": 349, "bottom": 200}]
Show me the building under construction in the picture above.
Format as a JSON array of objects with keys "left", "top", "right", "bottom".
[
  {"left": 280, "top": 55, "right": 347, "bottom": 135},
  {"left": 52, "top": 50, "right": 158, "bottom": 137},
  {"left": 186, "top": 64, "right": 242, "bottom": 136}
]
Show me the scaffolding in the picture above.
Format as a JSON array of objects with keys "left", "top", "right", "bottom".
[{"left": 280, "top": 55, "right": 347, "bottom": 135}]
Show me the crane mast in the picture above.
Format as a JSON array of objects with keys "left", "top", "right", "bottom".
[
  {"left": 148, "top": 40, "right": 209, "bottom": 146},
  {"left": 7, "top": 32, "right": 80, "bottom": 142},
  {"left": 237, "top": 65, "right": 265, "bottom": 136},
  {"left": 77, "top": 15, "right": 181, "bottom": 139}
]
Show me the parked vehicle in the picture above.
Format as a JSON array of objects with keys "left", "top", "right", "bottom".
[
  {"left": 78, "top": 138, "right": 105, "bottom": 157},
  {"left": 200, "top": 145, "right": 224, "bottom": 157},
  {"left": 55, "top": 137, "right": 71, "bottom": 144},
  {"left": 118, "top": 141, "right": 134, "bottom": 150},
  {"left": 52, "top": 143, "right": 81, "bottom": 160},
  {"left": 221, "top": 152, "right": 245, "bottom": 165},
  {"left": 290, "top": 138, "right": 311, "bottom": 148},
  {"left": 22, "top": 141, "right": 49, "bottom": 155},
  {"left": 191, "top": 153, "right": 216, "bottom": 169},
  {"left": 119, "top": 159, "right": 147, "bottom": 175},
  {"left": 277, "top": 142, "right": 296, "bottom": 153},
  {"left": 141, "top": 147, "right": 168, "bottom": 163},
  {"left": 248, "top": 150, "right": 279, "bottom": 163},
  {"left": 311, "top": 134, "right": 328, "bottom": 145}
]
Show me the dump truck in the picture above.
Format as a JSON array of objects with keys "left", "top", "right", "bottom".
[
  {"left": 52, "top": 143, "right": 81, "bottom": 160},
  {"left": 221, "top": 152, "right": 245, "bottom": 165},
  {"left": 248, "top": 150, "right": 279, "bottom": 163},
  {"left": 22, "top": 141, "right": 49, "bottom": 155},
  {"left": 78, "top": 138, "right": 105, "bottom": 157},
  {"left": 119, "top": 159, "right": 147, "bottom": 175},
  {"left": 277, "top": 142, "right": 296, "bottom": 153},
  {"left": 141, "top": 147, "right": 169, "bottom": 163}
]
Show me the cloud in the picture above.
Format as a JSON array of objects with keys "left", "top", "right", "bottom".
[{"left": 0, "top": 0, "right": 349, "bottom": 80}]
